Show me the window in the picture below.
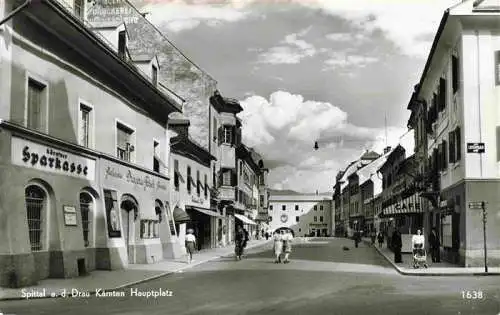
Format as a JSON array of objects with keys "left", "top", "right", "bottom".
[
  {"left": 25, "top": 185, "right": 45, "bottom": 251},
  {"left": 204, "top": 174, "right": 208, "bottom": 198},
  {"left": 196, "top": 170, "right": 201, "bottom": 196},
  {"left": 295, "top": 205, "right": 299, "bottom": 211},
  {"left": 282, "top": 205, "right": 286, "bottom": 211},
  {"left": 153, "top": 141, "right": 160, "bottom": 172},
  {"left": 118, "top": 31, "right": 126, "bottom": 58},
  {"left": 116, "top": 122, "right": 134, "bottom": 162},
  {"left": 152, "top": 65, "right": 158, "bottom": 86},
  {"left": 455, "top": 127, "right": 461, "bottom": 161},
  {"left": 212, "top": 165, "right": 216, "bottom": 188},
  {"left": 27, "top": 78, "right": 46, "bottom": 132},
  {"left": 314, "top": 205, "right": 317, "bottom": 211},
  {"left": 80, "top": 192, "right": 92, "bottom": 247},
  {"left": 174, "top": 160, "right": 179, "bottom": 191},
  {"left": 320, "top": 205, "right": 323, "bottom": 211},
  {"left": 187, "top": 166, "right": 192, "bottom": 194},
  {"left": 296, "top": 216, "right": 299, "bottom": 223},
  {"left": 495, "top": 51, "right": 500, "bottom": 86},
  {"left": 269, "top": 205, "right": 273, "bottom": 211},
  {"left": 452, "top": 55, "right": 459, "bottom": 93},
  {"left": 259, "top": 174, "right": 265, "bottom": 186},
  {"left": 79, "top": 104, "right": 92, "bottom": 148},
  {"left": 314, "top": 216, "right": 317, "bottom": 222},
  {"left": 439, "top": 78, "right": 446, "bottom": 112},
  {"left": 320, "top": 216, "right": 324, "bottom": 222},
  {"left": 222, "top": 170, "right": 231, "bottom": 186},
  {"left": 223, "top": 126, "right": 233, "bottom": 144},
  {"left": 74, "top": 0, "right": 84, "bottom": 19},
  {"left": 239, "top": 161, "right": 243, "bottom": 176},
  {"left": 260, "top": 195, "right": 264, "bottom": 207}
]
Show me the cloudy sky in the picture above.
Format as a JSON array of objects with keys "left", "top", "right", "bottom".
[{"left": 133, "top": 0, "right": 458, "bottom": 193}]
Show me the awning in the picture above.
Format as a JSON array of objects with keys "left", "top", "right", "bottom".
[
  {"left": 185, "top": 205, "right": 223, "bottom": 218},
  {"left": 380, "top": 193, "right": 425, "bottom": 218},
  {"left": 234, "top": 213, "right": 257, "bottom": 225},
  {"left": 173, "top": 206, "right": 191, "bottom": 223}
]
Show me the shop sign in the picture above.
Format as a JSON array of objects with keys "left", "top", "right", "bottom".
[
  {"left": 89, "top": 0, "right": 140, "bottom": 24},
  {"left": 11, "top": 137, "right": 96, "bottom": 181},
  {"left": 104, "top": 164, "right": 167, "bottom": 191}
]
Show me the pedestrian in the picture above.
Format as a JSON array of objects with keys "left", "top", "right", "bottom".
[
  {"left": 429, "top": 227, "right": 441, "bottom": 263},
  {"left": 370, "top": 230, "right": 376, "bottom": 246},
  {"left": 185, "top": 228, "right": 197, "bottom": 264},
  {"left": 265, "top": 231, "right": 269, "bottom": 240},
  {"left": 282, "top": 230, "right": 294, "bottom": 263},
  {"left": 411, "top": 229, "right": 425, "bottom": 249},
  {"left": 273, "top": 231, "right": 283, "bottom": 263},
  {"left": 235, "top": 225, "right": 246, "bottom": 261},
  {"left": 377, "top": 231, "right": 384, "bottom": 248},
  {"left": 354, "top": 230, "right": 361, "bottom": 248},
  {"left": 392, "top": 228, "right": 403, "bottom": 263}
]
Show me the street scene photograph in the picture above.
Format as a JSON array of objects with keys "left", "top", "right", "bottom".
[{"left": 0, "top": 0, "right": 500, "bottom": 314}]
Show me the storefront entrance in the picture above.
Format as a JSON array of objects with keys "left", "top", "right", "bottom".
[{"left": 120, "top": 195, "right": 138, "bottom": 263}]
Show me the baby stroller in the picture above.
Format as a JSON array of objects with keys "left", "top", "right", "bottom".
[{"left": 412, "top": 243, "right": 428, "bottom": 269}]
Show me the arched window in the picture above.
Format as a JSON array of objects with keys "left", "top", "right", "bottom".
[
  {"left": 80, "top": 192, "right": 93, "bottom": 247},
  {"left": 25, "top": 185, "right": 46, "bottom": 251}
]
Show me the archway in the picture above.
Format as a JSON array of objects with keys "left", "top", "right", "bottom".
[
  {"left": 274, "top": 227, "right": 295, "bottom": 237},
  {"left": 120, "top": 194, "right": 138, "bottom": 260}
]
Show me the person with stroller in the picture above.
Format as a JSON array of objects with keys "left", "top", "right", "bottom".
[{"left": 411, "top": 229, "right": 427, "bottom": 268}]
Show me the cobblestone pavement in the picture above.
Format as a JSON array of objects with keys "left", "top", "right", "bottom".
[{"left": 1, "top": 238, "right": 499, "bottom": 315}]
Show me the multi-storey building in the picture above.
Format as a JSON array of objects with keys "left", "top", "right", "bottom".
[
  {"left": 0, "top": 0, "right": 183, "bottom": 287},
  {"left": 406, "top": 0, "right": 500, "bottom": 266},
  {"left": 268, "top": 193, "right": 333, "bottom": 237},
  {"left": 208, "top": 91, "right": 243, "bottom": 245},
  {"left": 378, "top": 147, "right": 426, "bottom": 252},
  {"left": 168, "top": 114, "right": 218, "bottom": 254}
]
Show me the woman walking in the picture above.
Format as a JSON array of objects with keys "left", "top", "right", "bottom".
[
  {"left": 235, "top": 225, "right": 246, "bottom": 261},
  {"left": 273, "top": 231, "right": 283, "bottom": 263},
  {"left": 185, "top": 228, "right": 196, "bottom": 264},
  {"left": 282, "top": 230, "right": 294, "bottom": 263}
]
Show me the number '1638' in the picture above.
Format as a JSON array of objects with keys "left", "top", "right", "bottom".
[{"left": 462, "top": 290, "right": 484, "bottom": 299}]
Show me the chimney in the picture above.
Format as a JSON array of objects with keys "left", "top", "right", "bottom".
[
  {"left": 168, "top": 112, "right": 190, "bottom": 138},
  {"left": 171, "top": 124, "right": 189, "bottom": 138},
  {"left": 384, "top": 146, "right": 392, "bottom": 154}
]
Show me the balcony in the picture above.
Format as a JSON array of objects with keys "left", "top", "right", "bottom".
[{"left": 220, "top": 145, "right": 236, "bottom": 168}]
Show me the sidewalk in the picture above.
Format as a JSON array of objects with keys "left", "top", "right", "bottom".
[
  {"left": 0, "top": 239, "right": 271, "bottom": 301},
  {"left": 362, "top": 238, "right": 500, "bottom": 276}
]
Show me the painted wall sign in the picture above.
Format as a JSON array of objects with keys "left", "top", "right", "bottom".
[
  {"left": 11, "top": 137, "right": 96, "bottom": 181},
  {"left": 103, "top": 163, "right": 168, "bottom": 191},
  {"left": 467, "top": 142, "right": 485, "bottom": 153},
  {"left": 89, "top": 0, "right": 140, "bottom": 24}
]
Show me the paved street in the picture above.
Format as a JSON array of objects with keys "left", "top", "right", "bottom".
[{"left": 1, "top": 238, "right": 499, "bottom": 315}]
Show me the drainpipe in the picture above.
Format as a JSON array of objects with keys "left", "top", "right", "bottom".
[{"left": 0, "top": 0, "right": 32, "bottom": 27}]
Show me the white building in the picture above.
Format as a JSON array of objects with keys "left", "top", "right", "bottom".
[
  {"left": 410, "top": 0, "right": 500, "bottom": 266},
  {"left": 268, "top": 193, "right": 333, "bottom": 237}
]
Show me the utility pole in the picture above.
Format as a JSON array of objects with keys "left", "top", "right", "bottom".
[{"left": 482, "top": 201, "right": 488, "bottom": 273}]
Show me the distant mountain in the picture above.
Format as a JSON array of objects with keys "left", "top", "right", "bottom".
[{"left": 269, "top": 189, "right": 301, "bottom": 195}]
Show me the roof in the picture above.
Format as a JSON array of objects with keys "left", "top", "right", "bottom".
[
  {"left": 168, "top": 112, "right": 190, "bottom": 125},
  {"left": 360, "top": 150, "right": 381, "bottom": 161},
  {"left": 358, "top": 152, "right": 390, "bottom": 186},
  {"left": 269, "top": 194, "right": 333, "bottom": 201},
  {"left": 89, "top": 20, "right": 127, "bottom": 29}
]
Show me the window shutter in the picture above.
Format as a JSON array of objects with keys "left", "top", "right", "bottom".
[
  {"left": 218, "top": 170, "right": 223, "bottom": 187},
  {"left": 452, "top": 56, "right": 459, "bottom": 93},
  {"left": 448, "top": 131, "right": 455, "bottom": 163},
  {"left": 456, "top": 127, "right": 461, "bottom": 161},
  {"left": 231, "top": 126, "right": 236, "bottom": 145},
  {"left": 437, "top": 145, "right": 442, "bottom": 171},
  {"left": 443, "top": 140, "right": 448, "bottom": 169},
  {"left": 231, "top": 169, "right": 237, "bottom": 186},
  {"left": 495, "top": 51, "right": 500, "bottom": 86},
  {"left": 218, "top": 126, "right": 223, "bottom": 145}
]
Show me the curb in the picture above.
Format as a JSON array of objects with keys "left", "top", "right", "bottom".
[
  {"left": 0, "top": 240, "right": 272, "bottom": 301},
  {"left": 363, "top": 239, "right": 500, "bottom": 277}
]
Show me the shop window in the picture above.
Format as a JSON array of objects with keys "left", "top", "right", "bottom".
[
  {"left": 25, "top": 185, "right": 45, "bottom": 251},
  {"left": 74, "top": 0, "right": 84, "bottom": 20},
  {"left": 116, "top": 122, "right": 134, "bottom": 162},
  {"left": 26, "top": 78, "right": 47, "bottom": 133},
  {"left": 79, "top": 192, "right": 93, "bottom": 247},
  {"left": 118, "top": 30, "right": 126, "bottom": 59}
]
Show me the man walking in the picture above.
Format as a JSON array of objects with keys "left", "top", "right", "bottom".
[
  {"left": 429, "top": 228, "right": 441, "bottom": 263},
  {"left": 392, "top": 228, "right": 403, "bottom": 263}
]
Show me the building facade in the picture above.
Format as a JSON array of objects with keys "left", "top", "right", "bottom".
[
  {"left": 406, "top": 0, "right": 500, "bottom": 266},
  {"left": 0, "top": 0, "right": 182, "bottom": 287},
  {"left": 268, "top": 194, "right": 333, "bottom": 237},
  {"left": 168, "top": 114, "right": 218, "bottom": 255}
]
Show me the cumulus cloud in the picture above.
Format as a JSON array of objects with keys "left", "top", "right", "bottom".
[
  {"left": 238, "top": 91, "right": 414, "bottom": 193},
  {"left": 323, "top": 51, "right": 379, "bottom": 70},
  {"left": 257, "top": 27, "right": 317, "bottom": 64}
]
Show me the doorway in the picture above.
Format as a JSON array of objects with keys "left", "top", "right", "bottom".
[
  {"left": 120, "top": 196, "right": 138, "bottom": 264},
  {"left": 121, "top": 207, "right": 130, "bottom": 257}
]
